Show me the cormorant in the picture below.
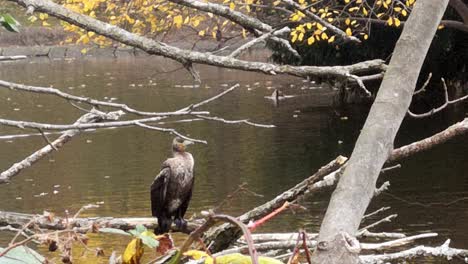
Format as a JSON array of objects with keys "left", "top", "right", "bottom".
[{"left": 150, "top": 137, "right": 195, "bottom": 234}]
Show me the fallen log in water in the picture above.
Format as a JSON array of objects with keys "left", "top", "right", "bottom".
[{"left": 0, "top": 211, "right": 200, "bottom": 234}]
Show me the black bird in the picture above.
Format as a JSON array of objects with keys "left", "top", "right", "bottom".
[{"left": 151, "top": 137, "right": 195, "bottom": 234}]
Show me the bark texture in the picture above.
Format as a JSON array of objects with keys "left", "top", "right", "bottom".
[{"left": 312, "top": 1, "right": 450, "bottom": 263}]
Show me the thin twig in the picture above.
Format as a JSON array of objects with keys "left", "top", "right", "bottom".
[{"left": 408, "top": 78, "right": 468, "bottom": 118}]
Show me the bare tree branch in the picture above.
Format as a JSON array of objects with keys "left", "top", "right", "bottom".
[
  {"left": 0, "top": 110, "right": 124, "bottom": 184},
  {"left": 360, "top": 239, "right": 468, "bottom": 263},
  {"left": 408, "top": 78, "right": 468, "bottom": 118},
  {"left": 7, "top": 0, "right": 385, "bottom": 80}
]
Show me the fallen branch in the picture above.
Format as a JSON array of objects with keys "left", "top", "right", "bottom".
[
  {"left": 0, "top": 211, "right": 200, "bottom": 233},
  {"left": 0, "top": 55, "right": 27, "bottom": 61},
  {"left": 0, "top": 110, "right": 124, "bottom": 184},
  {"left": 360, "top": 233, "right": 438, "bottom": 251},
  {"left": 360, "top": 239, "right": 468, "bottom": 263},
  {"left": 203, "top": 156, "right": 347, "bottom": 252}
]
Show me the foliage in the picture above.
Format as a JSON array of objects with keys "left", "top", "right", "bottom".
[
  {"left": 100, "top": 224, "right": 174, "bottom": 264},
  {"left": 288, "top": 0, "right": 416, "bottom": 45},
  {"left": 0, "top": 13, "right": 20, "bottom": 32},
  {"left": 184, "top": 250, "right": 285, "bottom": 264},
  {"left": 32, "top": 0, "right": 422, "bottom": 49},
  {"left": 0, "top": 246, "right": 45, "bottom": 264}
]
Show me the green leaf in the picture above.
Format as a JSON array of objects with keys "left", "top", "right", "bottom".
[
  {"left": 134, "top": 224, "right": 146, "bottom": 235},
  {"left": 129, "top": 229, "right": 139, "bottom": 237},
  {"left": 139, "top": 234, "right": 159, "bottom": 248},
  {"left": 99, "top": 228, "right": 131, "bottom": 236},
  {"left": 0, "top": 246, "right": 45, "bottom": 264},
  {"left": 1, "top": 14, "right": 20, "bottom": 33},
  {"left": 138, "top": 231, "right": 159, "bottom": 248}
]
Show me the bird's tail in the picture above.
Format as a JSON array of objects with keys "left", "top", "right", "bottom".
[{"left": 155, "top": 217, "right": 172, "bottom": 235}]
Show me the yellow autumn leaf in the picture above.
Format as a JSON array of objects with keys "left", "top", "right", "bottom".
[
  {"left": 81, "top": 48, "right": 87, "bottom": 54},
  {"left": 42, "top": 21, "right": 51, "bottom": 27},
  {"left": 321, "top": 32, "right": 328, "bottom": 40},
  {"left": 291, "top": 33, "right": 298, "bottom": 43},
  {"left": 307, "top": 36, "right": 315, "bottom": 45},
  {"left": 402, "top": 9, "right": 408, "bottom": 16},
  {"left": 184, "top": 16, "right": 190, "bottom": 24},
  {"left": 328, "top": 35, "right": 336, "bottom": 43},
  {"left": 273, "top": 0, "right": 281, "bottom": 6},
  {"left": 87, "top": 31, "right": 95, "bottom": 37},
  {"left": 198, "top": 30, "right": 205, "bottom": 36},
  {"left": 345, "top": 18, "right": 350, "bottom": 25},
  {"left": 39, "top": 13, "right": 48, "bottom": 20},
  {"left": 184, "top": 250, "right": 284, "bottom": 264},
  {"left": 242, "top": 28, "right": 247, "bottom": 38},
  {"left": 438, "top": 24, "right": 445, "bottom": 30},
  {"left": 394, "top": 17, "right": 401, "bottom": 27},
  {"left": 28, "top": 16, "right": 37, "bottom": 22},
  {"left": 229, "top": 2, "right": 235, "bottom": 10},
  {"left": 298, "top": 32, "right": 304, "bottom": 41},
  {"left": 173, "top": 15, "right": 183, "bottom": 28},
  {"left": 306, "top": 23, "right": 312, "bottom": 30},
  {"left": 387, "top": 17, "right": 393, "bottom": 26},
  {"left": 316, "top": 23, "right": 323, "bottom": 30},
  {"left": 123, "top": 238, "right": 144, "bottom": 264},
  {"left": 345, "top": 27, "right": 352, "bottom": 36},
  {"left": 364, "top": 34, "right": 369, "bottom": 40}
]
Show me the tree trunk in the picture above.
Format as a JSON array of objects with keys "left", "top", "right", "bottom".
[{"left": 312, "top": 1, "right": 450, "bottom": 263}]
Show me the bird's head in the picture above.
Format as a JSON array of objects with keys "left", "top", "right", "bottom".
[{"left": 172, "top": 136, "right": 194, "bottom": 153}]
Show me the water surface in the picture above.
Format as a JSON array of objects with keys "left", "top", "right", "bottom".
[{"left": 0, "top": 56, "right": 467, "bottom": 263}]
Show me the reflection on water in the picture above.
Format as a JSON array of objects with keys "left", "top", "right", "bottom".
[{"left": 0, "top": 56, "right": 467, "bottom": 263}]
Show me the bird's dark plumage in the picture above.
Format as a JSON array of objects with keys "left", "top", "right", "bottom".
[{"left": 151, "top": 137, "right": 194, "bottom": 234}]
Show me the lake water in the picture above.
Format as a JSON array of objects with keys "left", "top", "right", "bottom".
[{"left": 0, "top": 55, "right": 467, "bottom": 263}]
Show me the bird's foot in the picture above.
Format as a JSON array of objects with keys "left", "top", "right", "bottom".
[{"left": 174, "top": 218, "right": 187, "bottom": 230}]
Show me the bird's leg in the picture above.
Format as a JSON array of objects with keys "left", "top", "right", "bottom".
[{"left": 174, "top": 210, "right": 188, "bottom": 230}]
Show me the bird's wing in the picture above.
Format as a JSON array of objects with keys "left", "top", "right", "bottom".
[
  {"left": 178, "top": 171, "right": 194, "bottom": 218},
  {"left": 150, "top": 164, "right": 171, "bottom": 217}
]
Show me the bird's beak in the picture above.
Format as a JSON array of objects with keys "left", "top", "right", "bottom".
[{"left": 184, "top": 140, "right": 194, "bottom": 146}]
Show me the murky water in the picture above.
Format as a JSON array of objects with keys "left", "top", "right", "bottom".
[{"left": 0, "top": 55, "right": 467, "bottom": 263}]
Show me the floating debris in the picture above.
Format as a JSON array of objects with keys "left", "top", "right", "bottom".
[
  {"left": 86, "top": 139, "right": 92, "bottom": 143},
  {"left": 15, "top": 197, "right": 22, "bottom": 200},
  {"left": 293, "top": 114, "right": 298, "bottom": 118},
  {"left": 53, "top": 190, "right": 59, "bottom": 195},
  {"left": 53, "top": 185, "right": 60, "bottom": 188},
  {"left": 338, "top": 140, "right": 343, "bottom": 144},
  {"left": 34, "top": 192, "right": 48, "bottom": 197},
  {"left": 36, "top": 104, "right": 43, "bottom": 108},
  {"left": 104, "top": 175, "right": 111, "bottom": 179},
  {"left": 13, "top": 108, "right": 20, "bottom": 111},
  {"left": 340, "top": 116, "right": 349, "bottom": 120}
]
